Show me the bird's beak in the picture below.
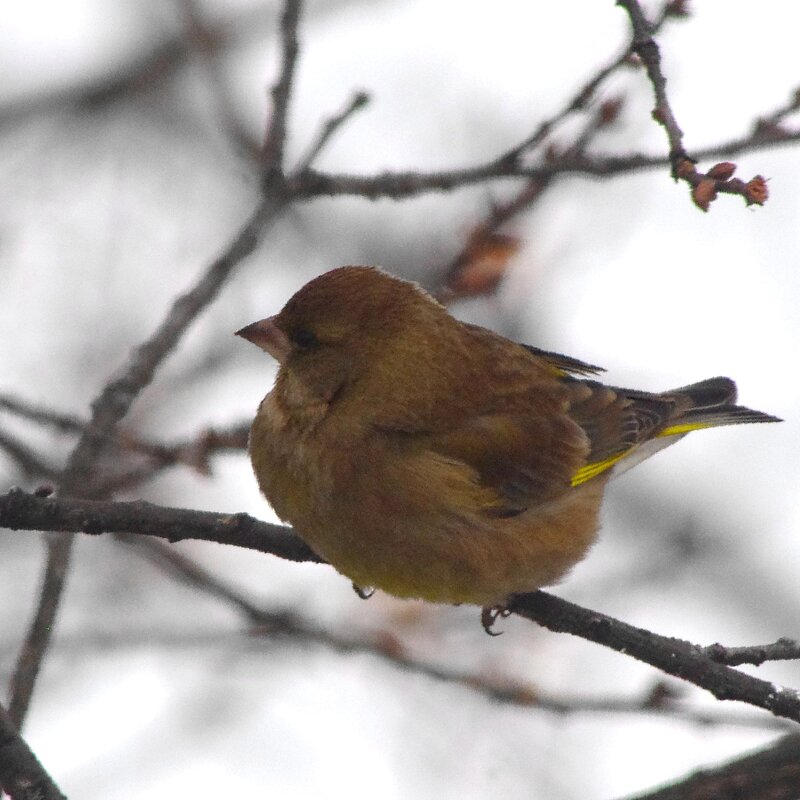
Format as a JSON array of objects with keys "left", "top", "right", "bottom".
[{"left": 235, "top": 316, "right": 291, "bottom": 363}]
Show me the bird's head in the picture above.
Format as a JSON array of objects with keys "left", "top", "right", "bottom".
[{"left": 236, "top": 266, "right": 447, "bottom": 415}]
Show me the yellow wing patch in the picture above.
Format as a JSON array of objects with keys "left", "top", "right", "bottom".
[
  {"left": 571, "top": 451, "right": 627, "bottom": 487},
  {"left": 657, "top": 421, "right": 713, "bottom": 437},
  {"left": 572, "top": 420, "right": 716, "bottom": 486}
]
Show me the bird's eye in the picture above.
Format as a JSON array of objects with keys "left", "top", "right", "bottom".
[{"left": 290, "top": 328, "right": 319, "bottom": 350}]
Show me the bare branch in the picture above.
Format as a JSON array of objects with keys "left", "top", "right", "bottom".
[
  {"left": 59, "top": 202, "right": 277, "bottom": 497},
  {"left": 0, "top": 428, "right": 59, "bottom": 481},
  {"left": 703, "top": 638, "right": 800, "bottom": 667},
  {"left": 620, "top": 733, "right": 800, "bottom": 800},
  {"left": 295, "top": 118, "right": 800, "bottom": 200},
  {"left": 0, "top": 701, "right": 66, "bottom": 800},
  {"left": 295, "top": 90, "right": 371, "bottom": 173},
  {"left": 617, "top": 0, "right": 686, "bottom": 162},
  {"left": 261, "top": 0, "right": 302, "bottom": 178},
  {"left": 501, "top": 0, "right": 679, "bottom": 166},
  {"left": 616, "top": 0, "right": 771, "bottom": 210},
  {"left": 7, "top": 535, "right": 71, "bottom": 727},
  {"left": 437, "top": 95, "right": 625, "bottom": 302},
  {"left": 0, "top": 488, "right": 319, "bottom": 563},
  {"left": 0, "top": 395, "right": 83, "bottom": 436},
  {"left": 175, "top": 0, "right": 261, "bottom": 159},
  {"left": 111, "top": 538, "right": 790, "bottom": 731},
  {"left": 508, "top": 593, "right": 800, "bottom": 725},
  {"left": 3, "top": 489, "right": 800, "bottom": 725}
]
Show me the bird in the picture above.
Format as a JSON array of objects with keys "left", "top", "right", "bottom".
[{"left": 236, "top": 266, "right": 779, "bottom": 613}]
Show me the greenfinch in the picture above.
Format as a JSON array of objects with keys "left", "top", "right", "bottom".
[{"left": 236, "top": 266, "right": 778, "bottom": 607}]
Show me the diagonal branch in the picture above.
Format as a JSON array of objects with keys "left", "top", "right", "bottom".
[
  {"left": 501, "top": 0, "right": 679, "bottom": 167},
  {"left": 121, "top": 537, "right": 787, "bottom": 731},
  {"left": 616, "top": 0, "right": 771, "bottom": 210},
  {"left": 0, "top": 701, "right": 66, "bottom": 800},
  {"left": 3, "top": 489, "right": 800, "bottom": 725},
  {"left": 508, "top": 592, "right": 800, "bottom": 724},
  {"left": 59, "top": 202, "right": 276, "bottom": 497},
  {"left": 619, "top": 732, "right": 800, "bottom": 800},
  {"left": 703, "top": 638, "right": 800, "bottom": 667},
  {"left": 295, "top": 90, "right": 370, "bottom": 173},
  {"left": 6, "top": 197, "right": 286, "bottom": 731},
  {"left": 617, "top": 0, "right": 687, "bottom": 163}
]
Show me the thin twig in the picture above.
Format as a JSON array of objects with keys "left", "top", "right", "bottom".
[
  {"left": 297, "top": 119, "right": 800, "bottom": 200},
  {"left": 438, "top": 93, "right": 624, "bottom": 301},
  {"left": 295, "top": 90, "right": 371, "bottom": 172},
  {"left": 0, "top": 390, "right": 250, "bottom": 476},
  {"left": 703, "top": 638, "right": 800, "bottom": 667},
  {"left": 617, "top": 0, "right": 687, "bottom": 163},
  {"left": 0, "top": 428, "right": 59, "bottom": 481},
  {"left": 501, "top": 1, "right": 678, "bottom": 166},
  {"left": 261, "top": 0, "right": 302, "bottom": 178},
  {"left": 616, "top": 0, "right": 772, "bottom": 210},
  {"left": 0, "top": 395, "right": 84, "bottom": 435},
  {"left": 175, "top": 0, "right": 261, "bottom": 159},
  {"left": 7, "top": 535, "right": 72, "bottom": 727}
]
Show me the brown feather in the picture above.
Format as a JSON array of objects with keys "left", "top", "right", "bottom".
[{"left": 241, "top": 266, "right": 779, "bottom": 605}]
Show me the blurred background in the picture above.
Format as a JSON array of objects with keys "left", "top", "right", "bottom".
[{"left": 1, "top": 0, "right": 799, "bottom": 797}]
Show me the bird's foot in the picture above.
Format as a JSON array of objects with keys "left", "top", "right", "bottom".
[{"left": 481, "top": 605, "right": 510, "bottom": 635}]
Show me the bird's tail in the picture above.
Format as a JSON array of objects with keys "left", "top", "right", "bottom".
[
  {"left": 658, "top": 376, "right": 781, "bottom": 437},
  {"left": 583, "top": 376, "right": 781, "bottom": 485}
]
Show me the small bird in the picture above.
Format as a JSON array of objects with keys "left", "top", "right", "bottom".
[{"left": 236, "top": 266, "right": 779, "bottom": 611}]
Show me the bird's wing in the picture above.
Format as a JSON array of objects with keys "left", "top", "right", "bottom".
[
  {"left": 422, "top": 410, "right": 590, "bottom": 517},
  {"left": 565, "top": 380, "right": 700, "bottom": 486},
  {"left": 462, "top": 324, "right": 605, "bottom": 377},
  {"left": 518, "top": 345, "right": 606, "bottom": 377}
]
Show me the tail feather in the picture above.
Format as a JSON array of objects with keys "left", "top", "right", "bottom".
[
  {"left": 570, "top": 374, "right": 780, "bottom": 486},
  {"left": 659, "top": 378, "right": 781, "bottom": 437},
  {"left": 667, "top": 376, "right": 737, "bottom": 408}
]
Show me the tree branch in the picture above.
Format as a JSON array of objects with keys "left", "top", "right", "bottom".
[
  {"left": 5, "top": 199, "right": 281, "bottom": 731},
  {"left": 508, "top": 593, "right": 800, "bottom": 724},
  {"left": 619, "top": 733, "right": 800, "bottom": 800},
  {"left": 0, "top": 488, "right": 319, "bottom": 563},
  {"left": 3, "top": 489, "right": 800, "bottom": 725},
  {"left": 261, "top": 0, "right": 302, "bottom": 179},
  {"left": 296, "top": 120, "right": 799, "bottom": 201},
  {"left": 121, "top": 537, "right": 786, "bottom": 731},
  {"left": 703, "top": 638, "right": 800, "bottom": 667},
  {"left": 616, "top": 0, "right": 771, "bottom": 210},
  {"left": 617, "top": 0, "right": 687, "bottom": 163},
  {"left": 0, "top": 701, "right": 66, "bottom": 800},
  {"left": 295, "top": 90, "right": 370, "bottom": 173}
]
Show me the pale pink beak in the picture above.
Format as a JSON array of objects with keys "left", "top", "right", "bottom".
[{"left": 235, "top": 316, "right": 291, "bottom": 362}]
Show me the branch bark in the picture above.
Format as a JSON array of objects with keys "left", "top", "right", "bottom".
[
  {"left": 619, "top": 733, "right": 800, "bottom": 800},
  {"left": 0, "top": 702, "right": 66, "bottom": 800},
  {"left": 3, "top": 489, "right": 799, "bottom": 725}
]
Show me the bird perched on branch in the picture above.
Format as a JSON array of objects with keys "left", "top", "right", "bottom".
[{"left": 236, "top": 266, "right": 779, "bottom": 614}]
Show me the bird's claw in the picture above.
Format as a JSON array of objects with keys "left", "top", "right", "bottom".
[{"left": 481, "top": 605, "right": 510, "bottom": 635}]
